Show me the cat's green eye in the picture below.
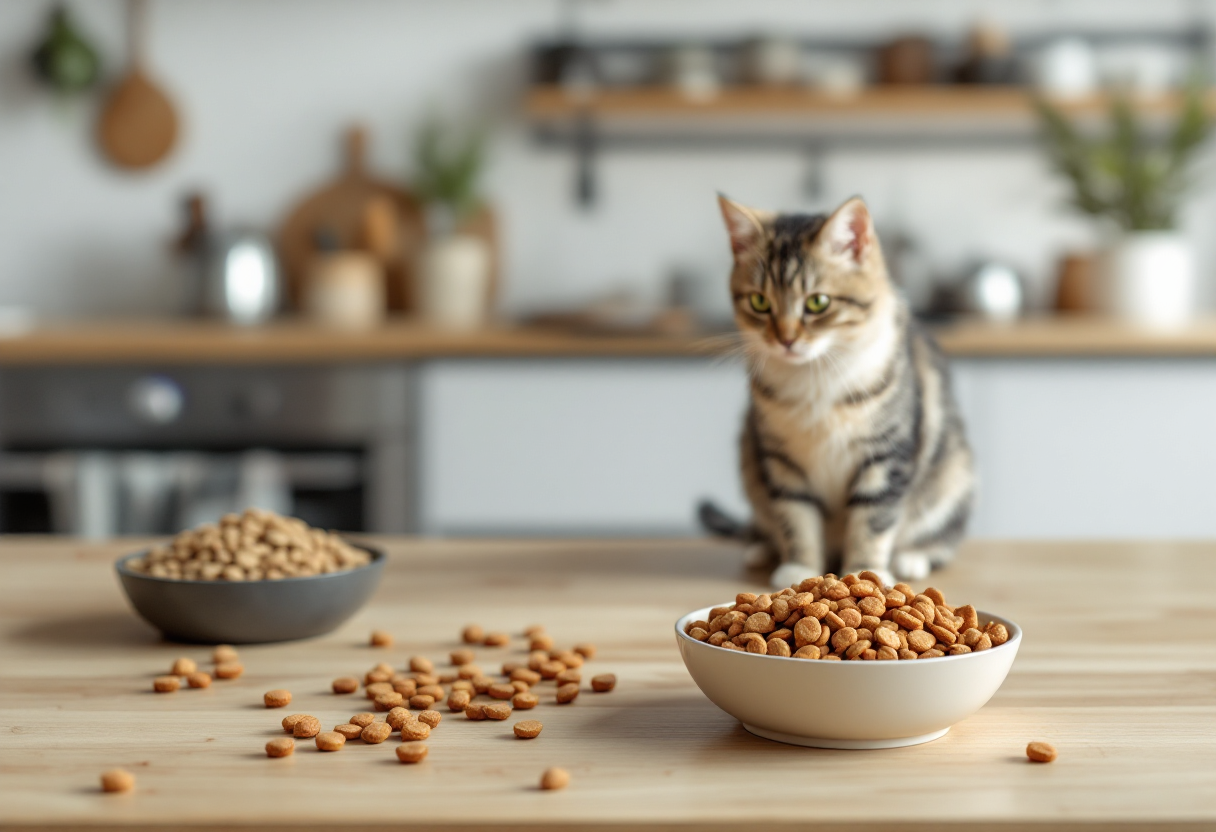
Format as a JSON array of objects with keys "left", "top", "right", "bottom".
[
  {"left": 748, "top": 293, "right": 771, "bottom": 314},
  {"left": 805, "top": 294, "right": 831, "bottom": 314}
]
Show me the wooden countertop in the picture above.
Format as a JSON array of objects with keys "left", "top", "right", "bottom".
[
  {"left": 3, "top": 537, "right": 1215, "bottom": 831},
  {"left": 2, "top": 316, "right": 1216, "bottom": 365}
]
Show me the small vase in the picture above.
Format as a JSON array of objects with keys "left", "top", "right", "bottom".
[
  {"left": 1099, "top": 231, "right": 1195, "bottom": 328},
  {"left": 419, "top": 233, "right": 491, "bottom": 330}
]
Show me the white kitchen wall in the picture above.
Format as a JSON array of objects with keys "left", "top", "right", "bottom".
[{"left": 1, "top": 0, "right": 1214, "bottom": 318}]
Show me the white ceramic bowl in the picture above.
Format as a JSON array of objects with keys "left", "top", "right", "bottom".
[{"left": 675, "top": 605, "right": 1021, "bottom": 749}]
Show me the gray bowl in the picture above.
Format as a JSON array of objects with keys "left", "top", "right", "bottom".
[{"left": 115, "top": 543, "right": 385, "bottom": 644}]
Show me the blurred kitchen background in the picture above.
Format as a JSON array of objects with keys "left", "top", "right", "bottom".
[{"left": 2, "top": 0, "right": 1215, "bottom": 541}]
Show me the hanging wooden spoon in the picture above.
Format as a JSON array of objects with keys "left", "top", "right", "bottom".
[{"left": 97, "top": 0, "right": 179, "bottom": 169}]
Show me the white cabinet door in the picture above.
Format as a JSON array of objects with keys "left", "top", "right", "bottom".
[{"left": 419, "top": 359, "right": 751, "bottom": 534}]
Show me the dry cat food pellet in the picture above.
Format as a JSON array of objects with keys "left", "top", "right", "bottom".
[
  {"left": 401, "top": 720, "right": 431, "bottom": 741},
  {"left": 263, "top": 689, "right": 292, "bottom": 708},
  {"left": 370, "top": 630, "right": 393, "bottom": 648},
  {"left": 450, "top": 648, "right": 475, "bottom": 666},
  {"left": 375, "top": 692, "right": 405, "bottom": 711},
  {"left": 214, "top": 662, "right": 243, "bottom": 680},
  {"left": 100, "top": 769, "right": 135, "bottom": 793},
  {"left": 488, "top": 683, "right": 516, "bottom": 700},
  {"left": 483, "top": 702, "right": 512, "bottom": 720},
  {"left": 186, "top": 672, "right": 211, "bottom": 689},
  {"left": 462, "top": 624, "right": 484, "bottom": 644},
  {"left": 417, "top": 710, "right": 442, "bottom": 729},
  {"left": 511, "top": 668, "right": 542, "bottom": 686},
  {"left": 413, "top": 672, "right": 439, "bottom": 686},
  {"left": 265, "top": 738, "right": 295, "bottom": 758},
  {"left": 556, "top": 669, "right": 581, "bottom": 685},
  {"left": 458, "top": 665, "right": 484, "bottom": 681},
  {"left": 315, "top": 731, "right": 345, "bottom": 752},
  {"left": 464, "top": 703, "right": 486, "bottom": 720},
  {"left": 332, "top": 676, "right": 359, "bottom": 694},
  {"left": 512, "top": 692, "right": 539, "bottom": 710},
  {"left": 365, "top": 682, "right": 393, "bottom": 700},
  {"left": 153, "top": 676, "right": 180, "bottom": 693},
  {"left": 689, "top": 575, "right": 1009, "bottom": 662},
  {"left": 573, "top": 643, "right": 596, "bottom": 659},
  {"left": 386, "top": 707, "right": 412, "bottom": 731},
  {"left": 292, "top": 716, "right": 321, "bottom": 739},
  {"left": 590, "top": 674, "right": 616, "bottom": 693},
  {"left": 448, "top": 690, "right": 472, "bottom": 712},
  {"left": 417, "top": 684, "right": 445, "bottom": 700},
  {"left": 540, "top": 767, "right": 570, "bottom": 791},
  {"left": 556, "top": 683, "right": 579, "bottom": 704},
  {"left": 511, "top": 680, "right": 530, "bottom": 693},
  {"left": 513, "top": 720, "right": 543, "bottom": 739},
  {"left": 552, "top": 650, "right": 583, "bottom": 668},
  {"left": 392, "top": 678, "right": 418, "bottom": 697},
  {"left": 126, "top": 508, "right": 371, "bottom": 581},
  {"left": 361, "top": 722, "right": 392, "bottom": 744},
  {"left": 349, "top": 712, "right": 376, "bottom": 728},
  {"left": 483, "top": 632, "right": 510, "bottom": 647},
  {"left": 396, "top": 743, "right": 429, "bottom": 764},
  {"left": 213, "top": 644, "right": 238, "bottom": 664},
  {"left": 333, "top": 723, "right": 364, "bottom": 740},
  {"left": 1027, "top": 741, "right": 1058, "bottom": 763},
  {"left": 281, "top": 713, "right": 308, "bottom": 732},
  {"left": 172, "top": 657, "right": 197, "bottom": 676},
  {"left": 409, "top": 694, "right": 435, "bottom": 710},
  {"left": 529, "top": 633, "right": 554, "bottom": 651},
  {"left": 409, "top": 656, "right": 434, "bottom": 673},
  {"left": 539, "top": 661, "right": 566, "bottom": 680}
]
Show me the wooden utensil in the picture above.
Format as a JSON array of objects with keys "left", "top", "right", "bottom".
[{"left": 97, "top": 0, "right": 179, "bottom": 169}]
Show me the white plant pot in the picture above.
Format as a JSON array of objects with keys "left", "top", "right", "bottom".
[
  {"left": 419, "top": 234, "right": 491, "bottom": 330},
  {"left": 1100, "top": 232, "right": 1195, "bottom": 328}
]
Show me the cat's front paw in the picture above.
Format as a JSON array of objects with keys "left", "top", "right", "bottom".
[
  {"left": 892, "top": 552, "right": 931, "bottom": 581},
  {"left": 770, "top": 562, "right": 822, "bottom": 591}
]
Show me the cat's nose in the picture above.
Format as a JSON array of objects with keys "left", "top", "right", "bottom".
[{"left": 776, "top": 334, "right": 797, "bottom": 349}]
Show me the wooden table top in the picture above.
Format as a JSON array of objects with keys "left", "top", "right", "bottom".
[
  {"left": 3, "top": 537, "right": 1215, "bottom": 831},
  {"left": 2, "top": 316, "right": 1216, "bottom": 365}
]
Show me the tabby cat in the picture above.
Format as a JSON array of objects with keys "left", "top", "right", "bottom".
[{"left": 701, "top": 195, "right": 974, "bottom": 588}]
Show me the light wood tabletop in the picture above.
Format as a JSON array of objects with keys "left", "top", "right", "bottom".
[{"left": 3, "top": 537, "right": 1215, "bottom": 831}]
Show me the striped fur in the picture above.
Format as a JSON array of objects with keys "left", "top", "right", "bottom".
[{"left": 714, "top": 195, "right": 974, "bottom": 586}]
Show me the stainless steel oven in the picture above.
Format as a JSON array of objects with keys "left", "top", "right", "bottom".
[{"left": 0, "top": 364, "right": 416, "bottom": 537}]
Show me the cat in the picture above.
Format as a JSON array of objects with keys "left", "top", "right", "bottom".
[{"left": 700, "top": 194, "right": 974, "bottom": 589}]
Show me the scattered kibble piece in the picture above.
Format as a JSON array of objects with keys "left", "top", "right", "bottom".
[
  {"left": 590, "top": 674, "right": 616, "bottom": 693},
  {"left": 483, "top": 702, "right": 512, "bottom": 720},
  {"left": 529, "top": 633, "right": 554, "bottom": 651},
  {"left": 1027, "top": 741, "right": 1058, "bottom": 763},
  {"left": 263, "top": 689, "right": 292, "bottom": 708},
  {"left": 332, "top": 676, "right": 359, "bottom": 694},
  {"left": 524, "top": 624, "right": 546, "bottom": 637},
  {"left": 540, "top": 767, "right": 570, "bottom": 790},
  {"left": 212, "top": 645, "right": 238, "bottom": 664},
  {"left": 450, "top": 649, "right": 475, "bottom": 666},
  {"left": 464, "top": 704, "right": 487, "bottom": 721},
  {"left": 512, "top": 691, "right": 539, "bottom": 710},
  {"left": 401, "top": 720, "right": 431, "bottom": 741},
  {"left": 374, "top": 692, "right": 405, "bottom": 712},
  {"left": 417, "top": 684, "right": 445, "bottom": 700},
  {"left": 349, "top": 712, "right": 376, "bottom": 728},
  {"left": 370, "top": 630, "right": 393, "bottom": 648},
  {"left": 171, "top": 657, "right": 197, "bottom": 676},
  {"left": 448, "top": 690, "right": 472, "bottom": 712},
  {"left": 483, "top": 632, "right": 510, "bottom": 647},
  {"left": 214, "top": 662, "right": 243, "bottom": 680},
  {"left": 462, "top": 624, "right": 484, "bottom": 644},
  {"left": 573, "top": 643, "right": 596, "bottom": 659},
  {"left": 396, "top": 743, "right": 428, "bottom": 763},
  {"left": 488, "top": 683, "right": 516, "bottom": 700},
  {"left": 539, "top": 661, "right": 566, "bottom": 680},
  {"left": 333, "top": 723, "right": 363, "bottom": 740},
  {"left": 281, "top": 714, "right": 308, "bottom": 733},
  {"left": 511, "top": 668, "right": 542, "bottom": 686},
  {"left": 552, "top": 650, "right": 583, "bottom": 669},
  {"left": 186, "top": 672, "right": 211, "bottom": 689},
  {"left": 365, "top": 681, "right": 393, "bottom": 701},
  {"left": 409, "top": 656, "right": 433, "bottom": 673},
  {"left": 417, "top": 710, "right": 442, "bottom": 729},
  {"left": 153, "top": 676, "right": 180, "bottom": 693},
  {"left": 392, "top": 678, "right": 418, "bottom": 697},
  {"left": 555, "top": 669, "right": 581, "bottom": 685},
  {"left": 513, "top": 720, "right": 543, "bottom": 739},
  {"left": 100, "top": 769, "right": 134, "bottom": 793},
  {"left": 315, "top": 731, "right": 345, "bottom": 752},
  {"left": 292, "top": 716, "right": 321, "bottom": 739},
  {"left": 409, "top": 694, "right": 435, "bottom": 710},
  {"left": 386, "top": 707, "right": 412, "bottom": 731},
  {"left": 556, "top": 683, "right": 579, "bottom": 704},
  {"left": 360, "top": 722, "right": 392, "bottom": 744},
  {"left": 265, "top": 738, "right": 294, "bottom": 758}
]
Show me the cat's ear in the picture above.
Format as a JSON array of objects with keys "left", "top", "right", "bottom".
[
  {"left": 818, "top": 197, "right": 874, "bottom": 265},
  {"left": 718, "top": 195, "right": 769, "bottom": 257}
]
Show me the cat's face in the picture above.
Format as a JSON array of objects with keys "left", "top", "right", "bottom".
[{"left": 719, "top": 196, "right": 891, "bottom": 365}]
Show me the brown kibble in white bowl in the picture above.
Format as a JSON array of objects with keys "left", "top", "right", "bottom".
[
  {"left": 263, "top": 689, "right": 292, "bottom": 708},
  {"left": 292, "top": 716, "right": 321, "bottom": 738},
  {"left": 540, "top": 767, "right": 570, "bottom": 790},
  {"left": 396, "top": 743, "right": 428, "bottom": 763},
  {"left": 513, "top": 720, "right": 543, "bottom": 739},
  {"left": 100, "top": 769, "right": 135, "bottom": 793},
  {"left": 332, "top": 676, "right": 359, "bottom": 694},
  {"left": 214, "top": 662, "right": 243, "bottom": 679},
  {"left": 1027, "top": 741, "right": 1058, "bottom": 763},
  {"left": 417, "top": 710, "right": 442, "bottom": 729},
  {"left": 186, "top": 672, "right": 211, "bottom": 688},
  {"left": 370, "top": 629, "right": 393, "bottom": 647},
  {"left": 360, "top": 722, "right": 392, "bottom": 744},
  {"left": 590, "top": 674, "right": 616, "bottom": 692},
  {"left": 153, "top": 675, "right": 180, "bottom": 693},
  {"left": 512, "top": 691, "right": 539, "bottom": 710},
  {"left": 212, "top": 644, "right": 238, "bottom": 664},
  {"left": 333, "top": 723, "right": 363, "bottom": 740},
  {"left": 315, "top": 731, "right": 345, "bottom": 751},
  {"left": 265, "top": 738, "right": 294, "bottom": 757},
  {"left": 171, "top": 657, "right": 197, "bottom": 676}
]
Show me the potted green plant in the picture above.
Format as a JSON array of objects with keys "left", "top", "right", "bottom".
[
  {"left": 411, "top": 117, "right": 491, "bottom": 330},
  {"left": 1037, "top": 81, "right": 1211, "bottom": 327}
]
